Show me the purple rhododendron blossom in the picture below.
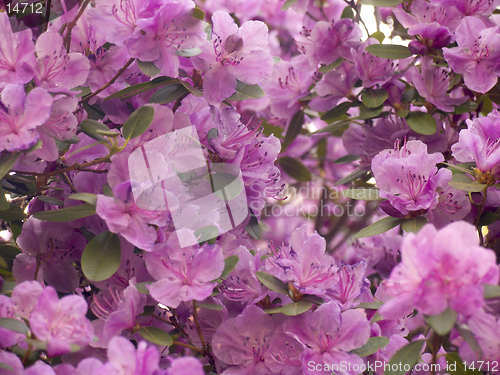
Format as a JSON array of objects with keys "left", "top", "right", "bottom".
[
  {"left": 145, "top": 229, "right": 224, "bottom": 308},
  {"left": 13, "top": 217, "right": 87, "bottom": 293},
  {"left": 284, "top": 301, "right": 371, "bottom": 375},
  {"left": 443, "top": 16, "right": 500, "bottom": 93},
  {"left": 34, "top": 31, "right": 90, "bottom": 91},
  {"left": 377, "top": 221, "right": 499, "bottom": 320},
  {"left": 93, "top": 336, "right": 159, "bottom": 375},
  {"left": 371, "top": 140, "right": 445, "bottom": 215},
  {"left": 0, "top": 12, "right": 36, "bottom": 88},
  {"left": 164, "top": 357, "right": 205, "bottom": 375},
  {"left": 23, "top": 283, "right": 94, "bottom": 356},
  {"left": 212, "top": 305, "right": 303, "bottom": 375},
  {"left": 192, "top": 11, "right": 274, "bottom": 104},
  {"left": 451, "top": 109, "right": 500, "bottom": 178},
  {"left": 411, "top": 59, "right": 467, "bottom": 112},
  {"left": 0, "top": 84, "right": 53, "bottom": 152},
  {"left": 297, "top": 18, "right": 362, "bottom": 68},
  {"left": 352, "top": 38, "right": 397, "bottom": 88},
  {"left": 87, "top": 0, "right": 205, "bottom": 78},
  {"left": 96, "top": 181, "right": 170, "bottom": 251}
]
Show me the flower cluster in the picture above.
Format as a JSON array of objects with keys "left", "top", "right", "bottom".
[{"left": 1, "top": 0, "right": 500, "bottom": 374}]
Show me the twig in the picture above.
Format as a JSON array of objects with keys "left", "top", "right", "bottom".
[
  {"left": 43, "top": 0, "right": 52, "bottom": 32},
  {"left": 63, "top": 0, "right": 91, "bottom": 53},
  {"left": 79, "top": 58, "right": 135, "bottom": 104}
]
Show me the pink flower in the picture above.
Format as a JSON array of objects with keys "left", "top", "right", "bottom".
[
  {"left": 0, "top": 84, "right": 53, "bottom": 152},
  {"left": 145, "top": 229, "right": 225, "bottom": 308},
  {"left": 443, "top": 17, "right": 500, "bottom": 93},
  {"left": 377, "top": 221, "right": 499, "bottom": 321},
  {"left": 29, "top": 285, "right": 94, "bottom": 356},
  {"left": 0, "top": 12, "right": 36, "bottom": 88},
  {"left": 192, "top": 11, "right": 274, "bottom": 104}
]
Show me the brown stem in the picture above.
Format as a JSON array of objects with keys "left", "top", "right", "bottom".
[
  {"left": 22, "top": 344, "right": 33, "bottom": 365},
  {"left": 63, "top": 0, "right": 91, "bottom": 53},
  {"left": 79, "top": 58, "right": 135, "bottom": 104},
  {"left": 474, "top": 189, "right": 488, "bottom": 246},
  {"left": 172, "top": 340, "right": 204, "bottom": 354},
  {"left": 192, "top": 301, "right": 206, "bottom": 348},
  {"left": 172, "top": 93, "right": 190, "bottom": 113},
  {"left": 43, "top": 0, "right": 52, "bottom": 32}
]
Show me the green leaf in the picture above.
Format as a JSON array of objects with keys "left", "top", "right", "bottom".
[
  {"left": 78, "top": 120, "right": 110, "bottom": 142},
  {"left": 273, "top": 56, "right": 281, "bottom": 64},
  {"left": 361, "top": 89, "right": 388, "bottom": 108},
  {"left": 136, "top": 59, "right": 161, "bottom": 77},
  {"left": 138, "top": 327, "right": 173, "bottom": 346},
  {"left": 483, "top": 284, "right": 500, "bottom": 299},
  {"left": 370, "top": 31, "right": 386, "bottom": 43},
  {"left": 342, "top": 188, "right": 381, "bottom": 201},
  {"left": 445, "top": 162, "right": 476, "bottom": 174},
  {"left": 0, "top": 317, "right": 29, "bottom": 334},
  {"left": 335, "top": 168, "right": 369, "bottom": 186},
  {"left": 194, "top": 225, "right": 218, "bottom": 245},
  {"left": 351, "top": 336, "right": 390, "bottom": 357},
  {"left": 122, "top": 106, "right": 155, "bottom": 140},
  {"left": 140, "top": 305, "right": 156, "bottom": 316},
  {"left": 478, "top": 211, "right": 496, "bottom": 226},
  {"left": 340, "top": 6, "right": 354, "bottom": 19},
  {"left": 334, "top": 155, "right": 360, "bottom": 164},
  {"left": 196, "top": 303, "right": 224, "bottom": 311},
  {"left": 245, "top": 209, "right": 261, "bottom": 240},
  {"left": 105, "top": 76, "right": 174, "bottom": 100},
  {"left": 313, "top": 119, "right": 352, "bottom": 134},
  {"left": 397, "top": 109, "right": 409, "bottom": 118},
  {"left": 33, "top": 204, "right": 95, "bottom": 222},
  {"left": 278, "top": 157, "right": 312, "bottom": 182},
  {"left": 426, "top": 307, "right": 457, "bottom": 336},
  {"left": 81, "top": 231, "right": 121, "bottom": 282},
  {"left": 82, "top": 102, "right": 105, "bottom": 120},
  {"left": 176, "top": 47, "right": 202, "bottom": 57},
  {"left": 283, "top": 110, "right": 304, "bottom": 149},
  {"left": 453, "top": 101, "right": 478, "bottom": 115},
  {"left": 358, "top": 104, "right": 384, "bottom": 119},
  {"left": 281, "top": 0, "right": 299, "bottom": 11},
  {"left": 227, "top": 80, "right": 266, "bottom": 101},
  {"left": 136, "top": 281, "right": 152, "bottom": 295},
  {"left": 301, "top": 294, "right": 325, "bottom": 305},
  {"left": 406, "top": 111, "right": 437, "bottom": 135},
  {"left": 0, "top": 363, "right": 14, "bottom": 372},
  {"left": 0, "top": 186, "right": 10, "bottom": 211},
  {"left": 192, "top": 6, "right": 205, "bottom": 20},
  {"left": 255, "top": 271, "right": 289, "bottom": 295},
  {"left": 358, "top": 301, "right": 384, "bottom": 309},
  {"left": 38, "top": 195, "right": 64, "bottom": 207},
  {"left": 365, "top": 44, "right": 412, "bottom": 60},
  {"left": 262, "top": 122, "right": 284, "bottom": 138},
  {"left": 448, "top": 181, "right": 486, "bottom": 192},
  {"left": 0, "top": 245, "right": 21, "bottom": 271},
  {"left": 360, "top": 0, "right": 402, "bottom": 5},
  {"left": 0, "top": 204, "right": 25, "bottom": 222},
  {"left": 456, "top": 326, "right": 483, "bottom": 358},
  {"left": 220, "top": 255, "right": 239, "bottom": 280},
  {"left": 320, "top": 101, "right": 352, "bottom": 123},
  {"left": 445, "top": 352, "right": 483, "bottom": 375},
  {"left": 178, "top": 80, "right": 203, "bottom": 97},
  {"left": 386, "top": 340, "right": 425, "bottom": 375},
  {"left": 353, "top": 216, "right": 404, "bottom": 239},
  {"left": 149, "top": 84, "right": 189, "bottom": 104},
  {"left": 280, "top": 301, "right": 313, "bottom": 316},
  {"left": 318, "top": 58, "right": 344, "bottom": 73},
  {"left": 0, "top": 152, "right": 19, "bottom": 180},
  {"left": 68, "top": 193, "right": 98, "bottom": 206},
  {"left": 401, "top": 216, "right": 428, "bottom": 233}
]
